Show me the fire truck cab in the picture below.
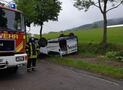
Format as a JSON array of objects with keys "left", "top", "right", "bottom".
[{"left": 0, "top": 4, "right": 27, "bottom": 71}]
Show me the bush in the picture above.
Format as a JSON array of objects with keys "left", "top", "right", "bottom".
[
  {"left": 105, "top": 51, "right": 123, "bottom": 61},
  {"left": 78, "top": 43, "right": 123, "bottom": 56},
  {"left": 106, "top": 51, "right": 118, "bottom": 58},
  {"left": 78, "top": 43, "right": 115, "bottom": 55}
]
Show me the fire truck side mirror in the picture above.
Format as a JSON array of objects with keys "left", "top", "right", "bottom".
[{"left": 38, "top": 38, "right": 47, "bottom": 47}]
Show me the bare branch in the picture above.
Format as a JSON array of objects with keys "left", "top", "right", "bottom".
[
  {"left": 93, "top": 4, "right": 100, "bottom": 8},
  {"left": 88, "top": 0, "right": 99, "bottom": 8},
  {"left": 98, "top": 0, "right": 103, "bottom": 13},
  {"left": 107, "top": 1, "right": 123, "bottom": 12},
  {"left": 103, "top": 0, "right": 108, "bottom": 12}
]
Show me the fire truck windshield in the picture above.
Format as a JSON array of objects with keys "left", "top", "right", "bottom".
[{"left": 0, "top": 8, "right": 25, "bottom": 32}]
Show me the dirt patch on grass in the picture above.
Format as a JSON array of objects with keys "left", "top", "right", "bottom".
[{"left": 68, "top": 53, "right": 123, "bottom": 68}]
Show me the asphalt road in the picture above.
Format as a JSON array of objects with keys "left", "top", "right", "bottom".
[{"left": 0, "top": 60, "right": 123, "bottom": 90}]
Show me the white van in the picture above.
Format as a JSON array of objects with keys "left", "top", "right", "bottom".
[{"left": 40, "top": 35, "right": 78, "bottom": 56}]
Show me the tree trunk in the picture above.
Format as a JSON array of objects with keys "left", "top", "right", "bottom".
[
  {"left": 102, "top": 12, "right": 108, "bottom": 49},
  {"left": 29, "top": 26, "right": 31, "bottom": 32},
  {"left": 40, "top": 23, "right": 43, "bottom": 39}
]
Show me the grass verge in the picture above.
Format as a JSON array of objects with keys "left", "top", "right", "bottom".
[{"left": 47, "top": 57, "right": 123, "bottom": 79}]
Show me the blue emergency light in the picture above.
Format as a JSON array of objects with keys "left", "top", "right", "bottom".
[{"left": 9, "top": 3, "right": 16, "bottom": 9}]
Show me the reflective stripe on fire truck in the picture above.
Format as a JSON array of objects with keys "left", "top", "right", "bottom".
[{"left": 16, "top": 41, "right": 23, "bottom": 52}]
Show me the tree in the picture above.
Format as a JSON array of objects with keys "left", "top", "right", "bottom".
[
  {"left": 15, "top": 0, "right": 61, "bottom": 38},
  {"left": 14, "top": 0, "right": 35, "bottom": 27},
  {"left": 74, "top": 0, "right": 123, "bottom": 48},
  {"left": 34, "top": 0, "right": 61, "bottom": 38}
]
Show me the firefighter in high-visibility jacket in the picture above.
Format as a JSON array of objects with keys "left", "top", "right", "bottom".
[{"left": 26, "top": 36, "right": 38, "bottom": 72}]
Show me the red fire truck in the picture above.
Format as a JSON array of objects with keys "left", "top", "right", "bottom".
[{"left": 0, "top": 4, "right": 27, "bottom": 71}]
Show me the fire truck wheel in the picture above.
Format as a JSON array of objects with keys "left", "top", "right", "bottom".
[
  {"left": 38, "top": 38, "right": 48, "bottom": 47},
  {"left": 13, "top": 66, "right": 18, "bottom": 73},
  {"left": 8, "top": 66, "right": 18, "bottom": 73}
]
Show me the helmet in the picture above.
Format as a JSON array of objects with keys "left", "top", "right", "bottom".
[{"left": 29, "top": 34, "right": 35, "bottom": 42}]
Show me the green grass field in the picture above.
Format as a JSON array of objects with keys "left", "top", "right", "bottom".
[
  {"left": 43, "top": 27, "right": 123, "bottom": 45},
  {"left": 42, "top": 27, "right": 123, "bottom": 79}
]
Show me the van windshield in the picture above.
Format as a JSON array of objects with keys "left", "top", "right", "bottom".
[{"left": 0, "top": 8, "right": 25, "bottom": 32}]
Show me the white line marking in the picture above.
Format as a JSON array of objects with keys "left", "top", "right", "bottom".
[{"left": 80, "top": 73, "right": 120, "bottom": 86}]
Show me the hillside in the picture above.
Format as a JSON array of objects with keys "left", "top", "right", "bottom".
[
  {"left": 43, "top": 27, "right": 123, "bottom": 45},
  {"left": 67, "top": 18, "right": 123, "bottom": 31}
]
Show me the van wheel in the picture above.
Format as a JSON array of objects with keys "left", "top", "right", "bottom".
[
  {"left": 59, "top": 34, "right": 64, "bottom": 37},
  {"left": 38, "top": 38, "right": 47, "bottom": 47},
  {"left": 69, "top": 33, "right": 75, "bottom": 37}
]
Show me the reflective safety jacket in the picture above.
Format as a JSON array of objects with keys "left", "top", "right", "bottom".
[{"left": 26, "top": 42, "right": 38, "bottom": 59}]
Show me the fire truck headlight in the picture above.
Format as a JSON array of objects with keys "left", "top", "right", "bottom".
[{"left": 16, "top": 56, "right": 24, "bottom": 62}]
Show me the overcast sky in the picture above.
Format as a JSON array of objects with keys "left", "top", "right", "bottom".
[{"left": 4, "top": 0, "right": 123, "bottom": 34}]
